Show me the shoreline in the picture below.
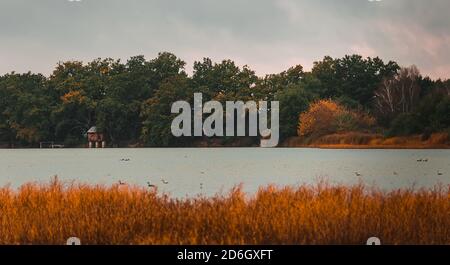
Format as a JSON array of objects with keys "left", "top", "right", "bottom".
[
  {"left": 2, "top": 133, "right": 449, "bottom": 150},
  {"left": 288, "top": 144, "right": 450, "bottom": 150},
  {"left": 1, "top": 144, "right": 449, "bottom": 150}
]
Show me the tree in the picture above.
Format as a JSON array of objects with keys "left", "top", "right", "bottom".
[
  {"left": 0, "top": 72, "right": 53, "bottom": 145},
  {"left": 374, "top": 66, "right": 421, "bottom": 126},
  {"left": 387, "top": 113, "right": 422, "bottom": 137},
  {"left": 140, "top": 75, "right": 193, "bottom": 146},
  {"left": 311, "top": 56, "right": 338, "bottom": 98},
  {"left": 298, "top": 99, "right": 345, "bottom": 137},
  {"left": 415, "top": 89, "right": 450, "bottom": 133},
  {"left": 96, "top": 97, "right": 132, "bottom": 146},
  {"left": 312, "top": 55, "right": 399, "bottom": 106},
  {"left": 148, "top": 52, "right": 187, "bottom": 89},
  {"left": 0, "top": 52, "right": 447, "bottom": 147},
  {"left": 298, "top": 99, "right": 375, "bottom": 138},
  {"left": 275, "top": 84, "right": 315, "bottom": 139},
  {"left": 48, "top": 61, "right": 100, "bottom": 145},
  {"left": 192, "top": 58, "right": 258, "bottom": 100}
]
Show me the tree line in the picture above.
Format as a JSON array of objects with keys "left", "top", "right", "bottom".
[{"left": 0, "top": 52, "right": 449, "bottom": 147}]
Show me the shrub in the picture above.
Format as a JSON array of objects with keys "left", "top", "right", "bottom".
[
  {"left": 427, "top": 132, "right": 449, "bottom": 145},
  {"left": 314, "top": 132, "right": 382, "bottom": 145},
  {"left": 298, "top": 99, "right": 344, "bottom": 137},
  {"left": 298, "top": 99, "right": 375, "bottom": 138},
  {"left": 387, "top": 113, "right": 422, "bottom": 137}
]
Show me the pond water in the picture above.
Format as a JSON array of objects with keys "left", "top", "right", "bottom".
[{"left": 0, "top": 148, "right": 449, "bottom": 198}]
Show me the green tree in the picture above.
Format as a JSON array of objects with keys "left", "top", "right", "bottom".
[
  {"left": 48, "top": 61, "right": 99, "bottom": 145},
  {"left": 140, "top": 75, "right": 193, "bottom": 146},
  {"left": 192, "top": 58, "right": 258, "bottom": 100},
  {"left": 275, "top": 84, "right": 315, "bottom": 139},
  {"left": 0, "top": 72, "right": 53, "bottom": 145},
  {"left": 312, "top": 55, "right": 399, "bottom": 106}
]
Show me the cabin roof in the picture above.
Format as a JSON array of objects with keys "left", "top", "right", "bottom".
[{"left": 87, "top": 126, "right": 98, "bottom": 133}]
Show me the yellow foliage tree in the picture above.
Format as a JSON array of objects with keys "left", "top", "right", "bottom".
[
  {"left": 298, "top": 99, "right": 375, "bottom": 137},
  {"left": 61, "top": 90, "right": 87, "bottom": 104},
  {"left": 298, "top": 99, "right": 344, "bottom": 137}
]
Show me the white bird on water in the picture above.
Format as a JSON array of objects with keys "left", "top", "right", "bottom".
[{"left": 161, "top": 177, "right": 169, "bottom": 185}]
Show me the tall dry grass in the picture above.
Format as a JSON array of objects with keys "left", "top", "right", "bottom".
[{"left": 0, "top": 178, "right": 448, "bottom": 245}]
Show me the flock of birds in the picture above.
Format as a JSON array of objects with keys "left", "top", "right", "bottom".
[
  {"left": 118, "top": 157, "right": 205, "bottom": 190},
  {"left": 416, "top": 158, "right": 444, "bottom": 175},
  {"left": 116, "top": 155, "right": 445, "bottom": 191},
  {"left": 118, "top": 177, "right": 205, "bottom": 191},
  {"left": 118, "top": 177, "right": 170, "bottom": 189},
  {"left": 354, "top": 158, "right": 444, "bottom": 177}
]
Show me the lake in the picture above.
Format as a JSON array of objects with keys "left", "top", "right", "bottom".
[{"left": 0, "top": 148, "right": 449, "bottom": 198}]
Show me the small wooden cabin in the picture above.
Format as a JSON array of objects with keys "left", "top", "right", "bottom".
[{"left": 87, "top": 126, "right": 106, "bottom": 148}]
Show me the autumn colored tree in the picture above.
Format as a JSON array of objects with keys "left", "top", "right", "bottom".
[
  {"left": 298, "top": 99, "right": 344, "bottom": 137},
  {"left": 298, "top": 99, "right": 375, "bottom": 138},
  {"left": 0, "top": 53, "right": 448, "bottom": 147}
]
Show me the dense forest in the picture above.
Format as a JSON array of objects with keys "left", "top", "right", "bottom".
[{"left": 0, "top": 52, "right": 449, "bottom": 147}]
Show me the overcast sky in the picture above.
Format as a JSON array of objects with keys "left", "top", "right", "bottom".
[{"left": 0, "top": 0, "right": 449, "bottom": 79}]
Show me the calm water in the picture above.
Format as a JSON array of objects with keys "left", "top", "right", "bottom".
[{"left": 0, "top": 148, "right": 449, "bottom": 198}]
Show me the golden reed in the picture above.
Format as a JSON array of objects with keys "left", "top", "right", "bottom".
[{"left": 0, "top": 178, "right": 448, "bottom": 245}]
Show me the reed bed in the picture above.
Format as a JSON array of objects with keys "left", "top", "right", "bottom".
[{"left": 0, "top": 178, "right": 448, "bottom": 245}]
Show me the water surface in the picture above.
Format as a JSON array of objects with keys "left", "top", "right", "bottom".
[{"left": 0, "top": 148, "right": 448, "bottom": 197}]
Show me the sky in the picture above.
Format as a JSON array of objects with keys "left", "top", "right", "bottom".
[{"left": 0, "top": 0, "right": 449, "bottom": 79}]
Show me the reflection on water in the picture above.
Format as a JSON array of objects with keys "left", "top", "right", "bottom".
[{"left": 0, "top": 148, "right": 449, "bottom": 198}]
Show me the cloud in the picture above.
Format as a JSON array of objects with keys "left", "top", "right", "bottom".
[
  {"left": 350, "top": 43, "right": 377, "bottom": 58},
  {"left": 0, "top": 0, "right": 448, "bottom": 79}
]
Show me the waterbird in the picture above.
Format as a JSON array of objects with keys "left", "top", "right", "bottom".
[
  {"left": 423, "top": 159, "right": 428, "bottom": 162},
  {"left": 161, "top": 178, "right": 169, "bottom": 185},
  {"left": 354, "top": 172, "right": 362, "bottom": 177},
  {"left": 417, "top": 159, "right": 423, "bottom": 162},
  {"left": 147, "top": 182, "right": 157, "bottom": 188},
  {"left": 393, "top": 171, "right": 398, "bottom": 176},
  {"left": 118, "top": 180, "right": 126, "bottom": 185},
  {"left": 437, "top": 171, "right": 443, "bottom": 176}
]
